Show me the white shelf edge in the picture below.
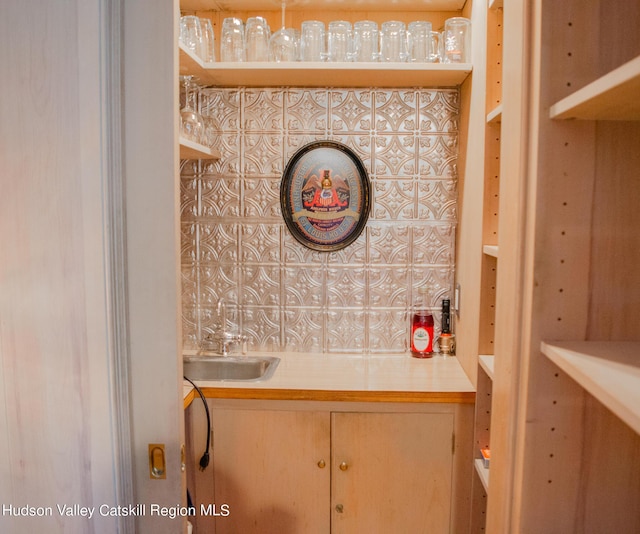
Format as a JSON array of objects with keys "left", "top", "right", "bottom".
[
  {"left": 479, "top": 355, "right": 495, "bottom": 381},
  {"left": 483, "top": 244, "right": 499, "bottom": 258},
  {"left": 180, "top": 42, "right": 472, "bottom": 88},
  {"left": 179, "top": 136, "right": 221, "bottom": 160},
  {"left": 549, "top": 55, "right": 640, "bottom": 120},
  {"left": 474, "top": 459, "right": 490, "bottom": 491},
  {"left": 486, "top": 104, "right": 503, "bottom": 124},
  {"left": 540, "top": 341, "right": 640, "bottom": 435}
]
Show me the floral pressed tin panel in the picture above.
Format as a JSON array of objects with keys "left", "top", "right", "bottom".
[{"left": 181, "top": 87, "right": 459, "bottom": 354}]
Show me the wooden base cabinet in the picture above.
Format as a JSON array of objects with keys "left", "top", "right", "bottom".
[{"left": 185, "top": 400, "right": 467, "bottom": 534}]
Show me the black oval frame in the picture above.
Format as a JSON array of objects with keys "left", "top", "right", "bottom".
[{"left": 280, "top": 141, "right": 371, "bottom": 252}]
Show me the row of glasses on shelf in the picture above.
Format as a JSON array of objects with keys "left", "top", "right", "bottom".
[
  {"left": 228, "top": 16, "right": 470, "bottom": 63},
  {"left": 179, "top": 76, "right": 219, "bottom": 149},
  {"left": 180, "top": 12, "right": 471, "bottom": 64}
]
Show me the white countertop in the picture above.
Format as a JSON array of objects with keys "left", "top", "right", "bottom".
[{"left": 183, "top": 351, "right": 475, "bottom": 405}]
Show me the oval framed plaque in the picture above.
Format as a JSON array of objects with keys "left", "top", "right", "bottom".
[{"left": 280, "top": 141, "right": 371, "bottom": 252}]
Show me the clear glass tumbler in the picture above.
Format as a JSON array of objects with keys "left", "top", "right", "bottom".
[
  {"left": 200, "top": 18, "right": 216, "bottom": 63},
  {"left": 180, "top": 16, "right": 203, "bottom": 58},
  {"left": 300, "top": 20, "right": 326, "bottom": 61},
  {"left": 407, "top": 21, "right": 433, "bottom": 62},
  {"left": 327, "top": 20, "right": 353, "bottom": 62},
  {"left": 429, "top": 31, "right": 443, "bottom": 63},
  {"left": 380, "top": 20, "right": 408, "bottom": 62},
  {"left": 444, "top": 17, "right": 472, "bottom": 63},
  {"left": 353, "top": 20, "right": 379, "bottom": 62},
  {"left": 220, "top": 17, "right": 245, "bottom": 62},
  {"left": 245, "top": 16, "right": 270, "bottom": 61}
]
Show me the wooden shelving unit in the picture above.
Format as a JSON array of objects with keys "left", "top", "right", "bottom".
[
  {"left": 485, "top": 1, "right": 640, "bottom": 532},
  {"left": 469, "top": 1, "right": 502, "bottom": 530}
]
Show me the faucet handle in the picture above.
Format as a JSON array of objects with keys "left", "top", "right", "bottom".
[{"left": 212, "top": 331, "right": 247, "bottom": 356}]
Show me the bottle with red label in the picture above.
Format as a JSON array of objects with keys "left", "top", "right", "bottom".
[{"left": 411, "top": 286, "right": 434, "bottom": 358}]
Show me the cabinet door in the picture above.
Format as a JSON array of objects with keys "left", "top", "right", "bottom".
[
  {"left": 332, "top": 412, "right": 454, "bottom": 534},
  {"left": 205, "top": 407, "right": 330, "bottom": 534}
]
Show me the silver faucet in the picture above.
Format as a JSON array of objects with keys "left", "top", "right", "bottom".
[{"left": 201, "top": 298, "right": 247, "bottom": 356}]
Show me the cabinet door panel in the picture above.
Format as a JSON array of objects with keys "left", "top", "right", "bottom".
[
  {"left": 207, "top": 408, "right": 330, "bottom": 534},
  {"left": 332, "top": 412, "right": 454, "bottom": 534}
]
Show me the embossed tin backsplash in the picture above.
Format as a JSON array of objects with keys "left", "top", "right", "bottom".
[{"left": 181, "top": 87, "right": 459, "bottom": 354}]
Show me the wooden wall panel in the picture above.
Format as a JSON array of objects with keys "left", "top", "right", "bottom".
[
  {"left": 588, "top": 121, "right": 640, "bottom": 340},
  {"left": 123, "top": 0, "right": 187, "bottom": 531}
]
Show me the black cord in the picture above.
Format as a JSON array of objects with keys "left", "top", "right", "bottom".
[{"left": 184, "top": 376, "right": 211, "bottom": 471}]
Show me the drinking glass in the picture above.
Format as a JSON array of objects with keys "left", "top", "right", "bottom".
[
  {"left": 380, "top": 21, "right": 408, "bottom": 62},
  {"left": 198, "top": 90, "right": 220, "bottom": 149},
  {"left": 327, "top": 20, "right": 352, "bottom": 62},
  {"left": 429, "top": 31, "right": 443, "bottom": 62},
  {"left": 292, "top": 29, "right": 302, "bottom": 60},
  {"left": 180, "top": 76, "right": 204, "bottom": 143},
  {"left": 407, "top": 21, "right": 432, "bottom": 62},
  {"left": 220, "top": 17, "right": 245, "bottom": 62},
  {"left": 180, "top": 16, "right": 203, "bottom": 58},
  {"left": 269, "top": 2, "right": 297, "bottom": 62},
  {"left": 300, "top": 20, "right": 325, "bottom": 61},
  {"left": 353, "top": 20, "right": 379, "bottom": 62},
  {"left": 444, "top": 17, "right": 472, "bottom": 63},
  {"left": 246, "top": 16, "right": 270, "bottom": 61},
  {"left": 200, "top": 18, "right": 216, "bottom": 63},
  {"left": 269, "top": 28, "right": 297, "bottom": 62}
]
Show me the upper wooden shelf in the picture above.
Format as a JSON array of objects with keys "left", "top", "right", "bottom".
[
  {"left": 181, "top": 0, "right": 465, "bottom": 12},
  {"left": 541, "top": 341, "right": 640, "bottom": 435},
  {"left": 488, "top": 0, "right": 503, "bottom": 9},
  {"left": 180, "top": 136, "right": 221, "bottom": 160},
  {"left": 549, "top": 55, "right": 640, "bottom": 120},
  {"left": 180, "top": 44, "right": 472, "bottom": 88}
]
